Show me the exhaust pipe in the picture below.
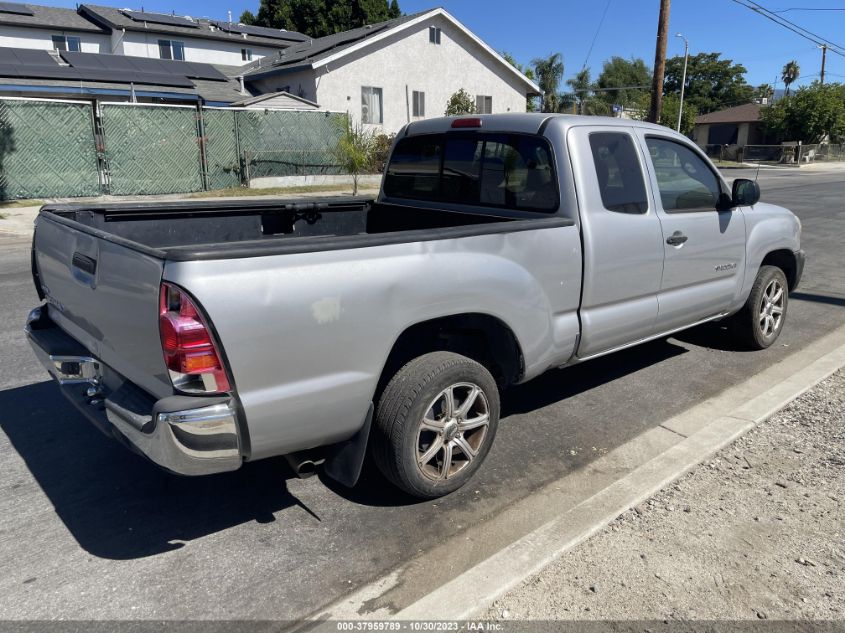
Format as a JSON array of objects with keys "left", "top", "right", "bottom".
[{"left": 284, "top": 452, "right": 320, "bottom": 479}]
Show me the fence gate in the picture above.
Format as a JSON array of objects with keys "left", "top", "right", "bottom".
[
  {"left": 235, "top": 110, "right": 346, "bottom": 180},
  {"left": 202, "top": 108, "right": 242, "bottom": 191},
  {"left": 100, "top": 103, "right": 203, "bottom": 196},
  {"left": 0, "top": 97, "right": 100, "bottom": 200}
]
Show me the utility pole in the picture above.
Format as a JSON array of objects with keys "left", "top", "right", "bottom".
[
  {"left": 820, "top": 44, "right": 827, "bottom": 85},
  {"left": 648, "top": 0, "right": 671, "bottom": 123},
  {"left": 675, "top": 33, "right": 689, "bottom": 133}
]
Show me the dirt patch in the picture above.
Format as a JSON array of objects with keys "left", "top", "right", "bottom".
[{"left": 487, "top": 371, "right": 844, "bottom": 621}]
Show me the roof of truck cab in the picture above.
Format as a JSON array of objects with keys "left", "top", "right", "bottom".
[{"left": 403, "top": 114, "right": 682, "bottom": 137}]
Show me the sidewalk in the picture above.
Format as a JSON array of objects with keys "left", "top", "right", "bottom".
[
  {"left": 0, "top": 186, "right": 381, "bottom": 238},
  {"left": 485, "top": 370, "right": 844, "bottom": 621}
]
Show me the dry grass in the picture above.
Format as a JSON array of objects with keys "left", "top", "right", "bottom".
[{"left": 0, "top": 199, "right": 43, "bottom": 209}]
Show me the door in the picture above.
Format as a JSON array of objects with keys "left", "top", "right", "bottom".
[
  {"left": 638, "top": 134, "right": 747, "bottom": 333},
  {"left": 568, "top": 127, "right": 665, "bottom": 358}
]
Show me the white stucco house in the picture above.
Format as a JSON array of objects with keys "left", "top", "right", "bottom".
[
  {"left": 0, "top": 3, "right": 538, "bottom": 112},
  {"left": 243, "top": 8, "right": 541, "bottom": 133}
]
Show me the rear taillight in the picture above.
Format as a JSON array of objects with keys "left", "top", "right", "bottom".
[{"left": 159, "top": 282, "right": 231, "bottom": 394}]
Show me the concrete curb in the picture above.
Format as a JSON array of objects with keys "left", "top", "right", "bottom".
[
  {"left": 316, "top": 323, "right": 845, "bottom": 621},
  {"left": 395, "top": 336, "right": 845, "bottom": 620}
]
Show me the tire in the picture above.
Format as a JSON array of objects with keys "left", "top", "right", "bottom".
[
  {"left": 372, "top": 351, "right": 500, "bottom": 499},
  {"left": 731, "top": 265, "right": 789, "bottom": 350}
]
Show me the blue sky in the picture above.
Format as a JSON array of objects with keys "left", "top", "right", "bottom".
[{"left": 50, "top": 0, "right": 845, "bottom": 89}]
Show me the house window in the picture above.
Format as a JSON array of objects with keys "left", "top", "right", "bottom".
[
  {"left": 241, "top": 48, "right": 253, "bottom": 61},
  {"left": 412, "top": 90, "right": 425, "bottom": 117},
  {"left": 361, "top": 86, "right": 383, "bottom": 125},
  {"left": 476, "top": 95, "right": 492, "bottom": 114},
  {"left": 52, "top": 35, "right": 81, "bottom": 52},
  {"left": 428, "top": 26, "right": 441, "bottom": 44},
  {"left": 158, "top": 39, "right": 185, "bottom": 61}
]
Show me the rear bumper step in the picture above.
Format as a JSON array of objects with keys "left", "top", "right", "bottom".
[{"left": 25, "top": 306, "right": 243, "bottom": 476}]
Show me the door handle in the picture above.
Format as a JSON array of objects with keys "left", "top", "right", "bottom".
[{"left": 666, "top": 232, "right": 688, "bottom": 246}]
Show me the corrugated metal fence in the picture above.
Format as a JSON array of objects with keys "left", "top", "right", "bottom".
[{"left": 0, "top": 97, "right": 347, "bottom": 200}]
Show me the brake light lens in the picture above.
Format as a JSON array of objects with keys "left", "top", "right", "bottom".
[
  {"left": 451, "top": 117, "right": 482, "bottom": 128},
  {"left": 159, "top": 282, "right": 231, "bottom": 394}
]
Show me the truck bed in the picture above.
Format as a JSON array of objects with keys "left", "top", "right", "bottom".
[{"left": 40, "top": 197, "right": 554, "bottom": 261}]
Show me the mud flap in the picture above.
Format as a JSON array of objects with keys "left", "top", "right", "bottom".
[{"left": 322, "top": 403, "right": 373, "bottom": 488}]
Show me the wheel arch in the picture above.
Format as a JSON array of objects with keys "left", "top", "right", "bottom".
[
  {"left": 761, "top": 249, "right": 799, "bottom": 291},
  {"left": 377, "top": 313, "right": 525, "bottom": 396}
]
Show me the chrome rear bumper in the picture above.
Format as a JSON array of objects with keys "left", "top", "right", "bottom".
[{"left": 25, "top": 306, "right": 243, "bottom": 476}]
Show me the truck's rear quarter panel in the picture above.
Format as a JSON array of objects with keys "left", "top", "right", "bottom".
[{"left": 165, "top": 224, "right": 583, "bottom": 460}]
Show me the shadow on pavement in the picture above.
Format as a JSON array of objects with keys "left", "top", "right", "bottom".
[
  {"left": 3, "top": 338, "right": 692, "bottom": 558},
  {"left": 791, "top": 291, "right": 845, "bottom": 308},
  {"left": 0, "top": 381, "right": 310, "bottom": 560}
]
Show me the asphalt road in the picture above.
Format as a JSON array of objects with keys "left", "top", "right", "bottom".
[{"left": 1, "top": 169, "right": 844, "bottom": 620}]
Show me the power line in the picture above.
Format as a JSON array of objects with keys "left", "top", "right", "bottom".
[
  {"left": 770, "top": 7, "right": 845, "bottom": 12},
  {"left": 582, "top": 0, "right": 613, "bottom": 70},
  {"left": 728, "top": 0, "right": 845, "bottom": 58}
]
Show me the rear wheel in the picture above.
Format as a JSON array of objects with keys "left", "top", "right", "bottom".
[
  {"left": 372, "top": 352, "right": 500, "bottom": 498},
  {"left": 732, "top": 265, "right": 788, "bottom": 349}
]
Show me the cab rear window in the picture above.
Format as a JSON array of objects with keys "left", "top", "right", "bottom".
[{"left": 383, "top": 133, "right": 558, "bottom": 212}]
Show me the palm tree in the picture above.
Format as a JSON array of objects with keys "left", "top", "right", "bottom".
[
  {"left": 781, "top": 61, "right": 800, "bottom": 97},
  {"left": 566, "top": 68, "right": 591, "bottom": 114},
  {"left": 532, "top": 52, "right": 564, "bottom": 113},
  {"left": 756, "top": 83, "right": 774, "bottom": 102}
]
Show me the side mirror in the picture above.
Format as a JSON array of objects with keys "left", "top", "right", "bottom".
[{"left": 732, "top": 178, "right": 760, "bottom": 207}]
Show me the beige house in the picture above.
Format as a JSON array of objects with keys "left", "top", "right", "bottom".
[
  {"left": 243, "top": 8, "right": 541, "bottom": 134},
  {"left": 693, "top": 103, "right": 766, "bottom": 147}
]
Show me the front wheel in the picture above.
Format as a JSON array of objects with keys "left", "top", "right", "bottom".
[
  {"left": 731, "top": 265, "right": 789, "bottom": 349},
  {"left": 371, "top": 352, "right": 500, "bottom": 499}
]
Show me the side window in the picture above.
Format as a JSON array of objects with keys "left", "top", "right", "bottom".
[
  {"left": 588, "top": 132, "right": 648, "bottom": 214},
  {"left": 646, "top": 137, "right": 723, "bottom": 212}
]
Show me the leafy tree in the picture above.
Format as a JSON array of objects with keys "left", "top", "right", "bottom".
[
  {"left": 532, "top": 52, "right": 564, "bottom": 113},
  {"left": 242, "top": 0, "right": 401, "bottom": 37},
  {"left": 625, "top": 91, "right": 696, "bottom": 135},
  {"left": 565, "top": 68, "right": 608, "bottom": 115},
  {"left": 659, "top": 93, "right": 698, "bottom": 135},
  {"left": 503, "top": 51, "right": 537, "bottom": 112},
  {"left": 782, "top": 60, "right": 800, "bottom": 97},
  {"left": 595, "top": 56, "right": 651, "bottom": 109},
  {"left": 333, "top": 117, "right": 376, "bottom": 195},
  {"left": 761, "top": 82, "right": 845, "bottom": 143},
  {"left": 444, "top": 88, "right": 476, "bottom": 116},
  {"left": 663, "top": 52, "right": 754, "bottom": 114}
]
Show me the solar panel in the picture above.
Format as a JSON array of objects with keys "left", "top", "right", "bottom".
[
  {"left": 61, "top": 51, "right": 228, "bottom": 82},
  {"left": 0, "top": 48, "right": 56, "bottom": 67},
  {"left": 0, "top": 62, "right": 195, "bottom": 87},
  {"left": 0, "top": 2, "right": 34, "bottom": 15},
  {"left": 120, "top": 10, "right": 200, "bottom": 29},
  {"left": 210, "top": 20, "right": 308, "bottom": 42}
]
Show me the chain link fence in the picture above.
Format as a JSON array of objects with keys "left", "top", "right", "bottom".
[
  {"left": 702, "top": 143, "right": 845, "bottom": 166},
  {"left": 0, "top": 97, "right": 101, "bottom": 200},
  {"left": 237, "top": 109, "right": 346, "bottom": 180},
  {"left": 0, "top": 97, "right": 348, "bottom": 200}
]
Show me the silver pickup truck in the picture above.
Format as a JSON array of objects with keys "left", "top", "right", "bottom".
[{"left": 26, "top": 114, "right": 804, "bottom": 498}]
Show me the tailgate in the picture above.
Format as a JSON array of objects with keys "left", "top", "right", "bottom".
[{"left": 34, "top": 214, "right": 172, "bottom": 399}]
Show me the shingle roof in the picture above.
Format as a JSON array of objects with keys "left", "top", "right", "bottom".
[
  {"left": 0, "top": 3, "right": 106, "bottom": 32},
  {"left": 78, "top": 4, "right": 303, "bottom": 49},
  {"left": 230, "top": 90, "right": 319, "bottom": 108},
  {"left": 244, "top": 10, "right": 433, "bottom": 77},
  {"left": 695, "top": 103, "right": 762, "bottom": 125}
]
